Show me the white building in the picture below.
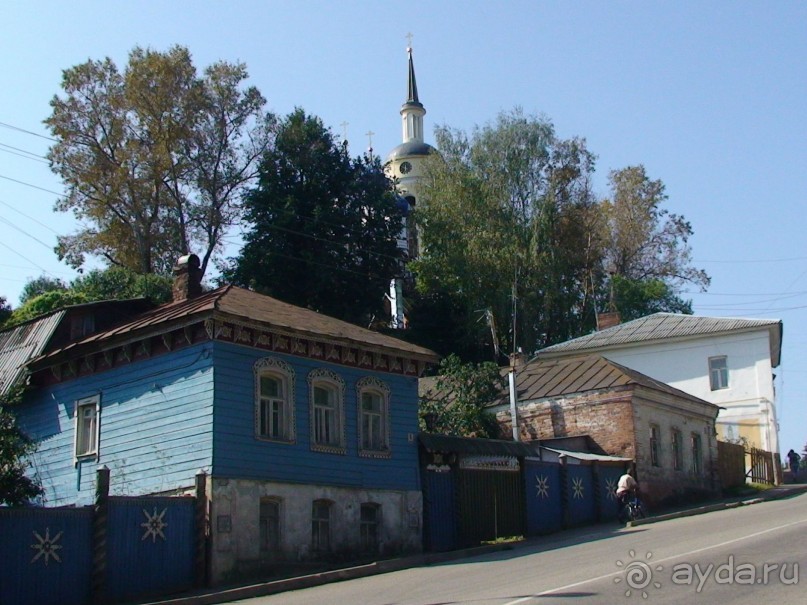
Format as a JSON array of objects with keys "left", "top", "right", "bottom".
[
  {"left": 535, "top": 313, "right": 783, "bottom": 454},
  {"left": 384, "top": 44, "right": 434, "bottom": 328}
]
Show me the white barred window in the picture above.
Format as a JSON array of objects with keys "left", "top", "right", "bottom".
[
  {"left": 254, "top": 358, "right": 295, "bottom": 443},
  {"left": 308, "top": 369, "right": 346, "bottom": 454},
  {"left": 357, "top": 377, "right": 391, "bottom": 457}
]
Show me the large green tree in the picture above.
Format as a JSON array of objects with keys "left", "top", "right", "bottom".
[
  {"left": 0, "top": 387, "right": 43, "bottom": 506},
  {"left": 6, "top": 268, "right": 172, "bottom": 327},
  {"left": 411, "top": 108, "right": 602, "bottom": 358},
  {"left": 46, "top": 45, "right": 274, "bottom": 276},
  {"left": 222, "top": 109, "right": 405, "bottom": 325},
  {"left": 418, "top": 354, "right": 502, "bottom": 438},
  {"left": 599, "top": 165, "right": 710, "bottom": 296}
]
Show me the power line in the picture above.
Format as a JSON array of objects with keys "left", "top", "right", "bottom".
[
  {"left": 0, "top": 121, "right": 57, "bottom": 142},
  {"left": 0, "top": 143, "right": 49, "bottom": 164},
  {"left": 0, "top": 173, "right": 63, "bottom": 197},
  {"left": 0, "top": 199, "right": 59, "bottom": 234}
]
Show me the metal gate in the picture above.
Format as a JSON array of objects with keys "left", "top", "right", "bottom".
[
  {"left": 106, "top": 496, "right": 196, "bottom": 602},
  {"left": 457, "top": 467, "right": 524, "bottom": 547},
  {"left": 596, "top": 464, "right": 624, "bottom": 521}
]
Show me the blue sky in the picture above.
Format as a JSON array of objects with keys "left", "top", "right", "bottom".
[{"left": 1, "top": 1, "right": 805, "bottom": 454}]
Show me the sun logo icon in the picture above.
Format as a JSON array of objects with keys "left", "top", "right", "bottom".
[
  {"left": 572, "top": 477, "right": 585, "bottom": 499},
  {"left": 536, "top": 475, "right": 550, "bottom": 498},
  {"left": 605, "top": 478, "right": 618, "bottom": 501},
  {"left": 614, "top": 550, "right": 663, "bottom": 598}
]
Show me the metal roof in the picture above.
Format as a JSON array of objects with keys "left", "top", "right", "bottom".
[
  {"left": 33, "top": 286, "right": 439, "bottom": 368},
  {"left": 536, "top": 313, "right": 782, "bottom": 367},
  {"left": 541, "top": 447, "right": 633, "bottom": 463},
  {"left": 494, "top": 354, "right": 717, "bottom": 410},
  {"left": 0, "top": 311, "right": 65, "bottom": 396},
  {"left": 419, "top": 432, "right": 539, "bottom": 457}
]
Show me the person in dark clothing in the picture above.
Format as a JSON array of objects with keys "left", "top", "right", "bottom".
[{"left": 787, "top": 449, "right": 801, "bottom": 482}]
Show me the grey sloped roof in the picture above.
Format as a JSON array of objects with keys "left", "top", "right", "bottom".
[
  {"left": 387, "top": 141, "right": 435, "bottom": 160},
  {"left": 0, "top": 311, "right": 65, "bottom": 397},
  {"left": 536, "top": 313, "right": 782, "bottom": 367},
  {"left": 499, "top": 354, "right": 717, "bottom": 411}
]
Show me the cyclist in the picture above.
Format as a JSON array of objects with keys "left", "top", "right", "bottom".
[{"left": 616, "top": 470, "right": 638, "bottom": 522}]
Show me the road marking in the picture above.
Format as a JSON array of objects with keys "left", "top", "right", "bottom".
[{"left": 501, "top": 517, "right": 807, "bottom": 605}]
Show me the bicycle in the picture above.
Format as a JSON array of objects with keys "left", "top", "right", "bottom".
[{"left": 618, "top": 491, "right": 647, "bottom": 522}]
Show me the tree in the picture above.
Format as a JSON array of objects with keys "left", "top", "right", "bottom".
[
  {"left": 0, "top": 297, "right": 11, "bottom": 330},
  {"left": 599, "top": 165, "right": 710, "bottom": 292},
  {"left": 418, "top": 354, "right": 502, "bottom": 438},
  {"left": 610, "top": 275, "right": 693, "bottom": 322},
  {"left": 46, "top": 45, "right": 274, "bottom": 276},
  {"left": 0, "top": 387, "right": 43, "bottom": 506},
  {"left": 6, "top": 267, "right": 172, "bottom": 328},
  {"left": 412, "top": 108, "right": 602, "bottom": 358},
  {"left": 19, "top": 276, "right": 68, "bottom": 305},
  {"left": 222, "top": 109, "right": 405, "bottom": 326}
]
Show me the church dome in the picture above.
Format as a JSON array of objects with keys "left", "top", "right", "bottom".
[{"left": 387, "top": 140, "right": 435, "bottom": 161}]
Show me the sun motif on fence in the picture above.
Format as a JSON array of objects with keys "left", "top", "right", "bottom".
[
  {"left": 535, "top": 475, "right": 550, "bottom": 498},
  {"left": 572, "top": 477, "right": 585, "bottom": 499},
  {"left": 606, "top": 478, "right": 618, "bottom": 500},
  {"left": 141, "top": 507, "right": 168, "bottom": 543},
  {"left": 31, "top": 527, "right": 63, "bottom": 565}
]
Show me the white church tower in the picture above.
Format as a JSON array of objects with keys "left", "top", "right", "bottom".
[{"left": 386, "top": 39, "right": 434, "bottom": 328}]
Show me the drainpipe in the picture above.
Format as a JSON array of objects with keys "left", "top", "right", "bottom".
[{"left": 509, "top": 368, "right": 519, "bottom": 441}]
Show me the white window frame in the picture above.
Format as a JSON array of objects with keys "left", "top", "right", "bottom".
[
  {"left": 74, "top": 394, "right": 100, "bottom": 463},
  {"left": 708, "top": 356, "right": 729, "bottom": 390},
  {"left": 308, "top": 369, "right": 346, "bottom": 454},
  {"left": 691, "top": 432, "right": 703, "bottom": 475},
  {"left": 254, "top": 358, "right": 296, "bottom": 443},
  {"left": 357, "top": 377, "right": 391, "bottom": 458}
]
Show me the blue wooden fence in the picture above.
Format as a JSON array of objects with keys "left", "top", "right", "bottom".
[
  {"left": 0, "top": 468, "right": 205, "bottom": 605},
  {"left": 524, "top": 460, "right": 563, "bottom": 535},
  {"left": 0, "top": 507, "right": 93, "bottom": 605},
  {"left": 422, "top": 470, "right": 456, "bottom": 552}
]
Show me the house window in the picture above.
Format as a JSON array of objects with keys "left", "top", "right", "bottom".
[
  {"left": 312, "top": 499, "right": 332, "bottom": 552},
  {"left": 75, "top": 395, "right": 100, "bottom": 459},
  {"left": 308, "top": 369, "right": 346, "bottom": 454},
  {"left": 259, "top": 498, "right": 280, "bottom": 553},
  {"left": 671, "top": 429, "right": 683, "bottom": 471},
  {"left": 709, "top": 356, "right": 729, "bottom": 390},
  {"left": 357, "top": 377, "right": 391, "bottom": 457},
  {"left": 649, "top": 424, "right": 660, "bottom": 467},
  {"left": 691, "top": 433, "right": 703, "bottom": 475},
  {"left": 254, "top": 358, "right": 295, "bottom": 443},
  {"left": 360, "top": 503, "right": 381, "bottom": 554}
]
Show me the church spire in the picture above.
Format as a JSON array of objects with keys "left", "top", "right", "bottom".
[{"left": 400, "top": 35, "right": 426, "bottom": 144}]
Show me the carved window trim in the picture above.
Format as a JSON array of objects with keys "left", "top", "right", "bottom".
[
  {"left": 357, "top": 377, "right": 391, "bottom": 458},
  {"left": 254, "top": 357, "right": 296, "bottom": 444},
  {"left": 308, "top": 369, "right": 346, "bottom": 455}
]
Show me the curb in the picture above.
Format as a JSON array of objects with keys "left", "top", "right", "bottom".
[
  {"left": 628, "top": 485, "right": 807, "bottom": 527},
  {"left": 139, "top": 542, "right": 515, "bottom": 605}
]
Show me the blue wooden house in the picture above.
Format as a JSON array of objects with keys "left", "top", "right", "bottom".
[{"left": 16, "top": 255, "right": 438, "bottom": 584}]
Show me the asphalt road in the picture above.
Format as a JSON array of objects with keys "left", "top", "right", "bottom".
[{"left": 233, "top": 491, "right": 807, "bottom": 605}]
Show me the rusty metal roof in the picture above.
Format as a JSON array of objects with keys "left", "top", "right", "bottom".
[
  {"left": 536, "top": 313, "right": 782, "bottom": 367},
  {"left": 34, "top": 286, "right": 439, "bottom": 367},
  {"left": 498, "top": 354, "right": 717, "bottom": 409},
  {"left": 0, "top": 311, "right": 65, "bottom": 396}
]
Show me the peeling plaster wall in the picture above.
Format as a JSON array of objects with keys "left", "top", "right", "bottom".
[{"left": 209, "top": 478, "right": 422, "bottom": 584}]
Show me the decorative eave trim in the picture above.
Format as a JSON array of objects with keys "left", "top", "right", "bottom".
[{"left": 206, "top": 314, "right": 432, "bottom": 376}]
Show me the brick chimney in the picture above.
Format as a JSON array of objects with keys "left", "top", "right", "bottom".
[
  {"left": 172, "top": 254, "right": 203, "bottom": 302},
  {"left": 596, "top": 311, "right": 621, "bottom": 331}
]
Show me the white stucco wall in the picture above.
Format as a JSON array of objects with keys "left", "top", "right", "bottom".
[{"left": 592, "top": 330, "right": 778, "bottom": 453}]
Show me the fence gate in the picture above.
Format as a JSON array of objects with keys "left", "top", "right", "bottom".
[
  {"left": 457, "top": 461, "right": 524, "bottom": 547},
  {"left": 106, "top": 496, "right": 196, "bottom": 602},
  {"left": 596, "top": 464, "right": 624, "bottom": 521},
  {"left": 422, "top": 469, "right": 457, "bottom": 552},
  {"left": 523, "top": 460, "right": 563, "bottom": 535},
  {"left": 565, "top": 464, "right": 596, "bottom": 526},
  {"left": 0, "top": 507, "right": 93, "bottom": 605}
]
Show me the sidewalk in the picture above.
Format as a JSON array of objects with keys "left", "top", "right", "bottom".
[{"left": 140, "top": 483, "right": 807, "bottom": 605}]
